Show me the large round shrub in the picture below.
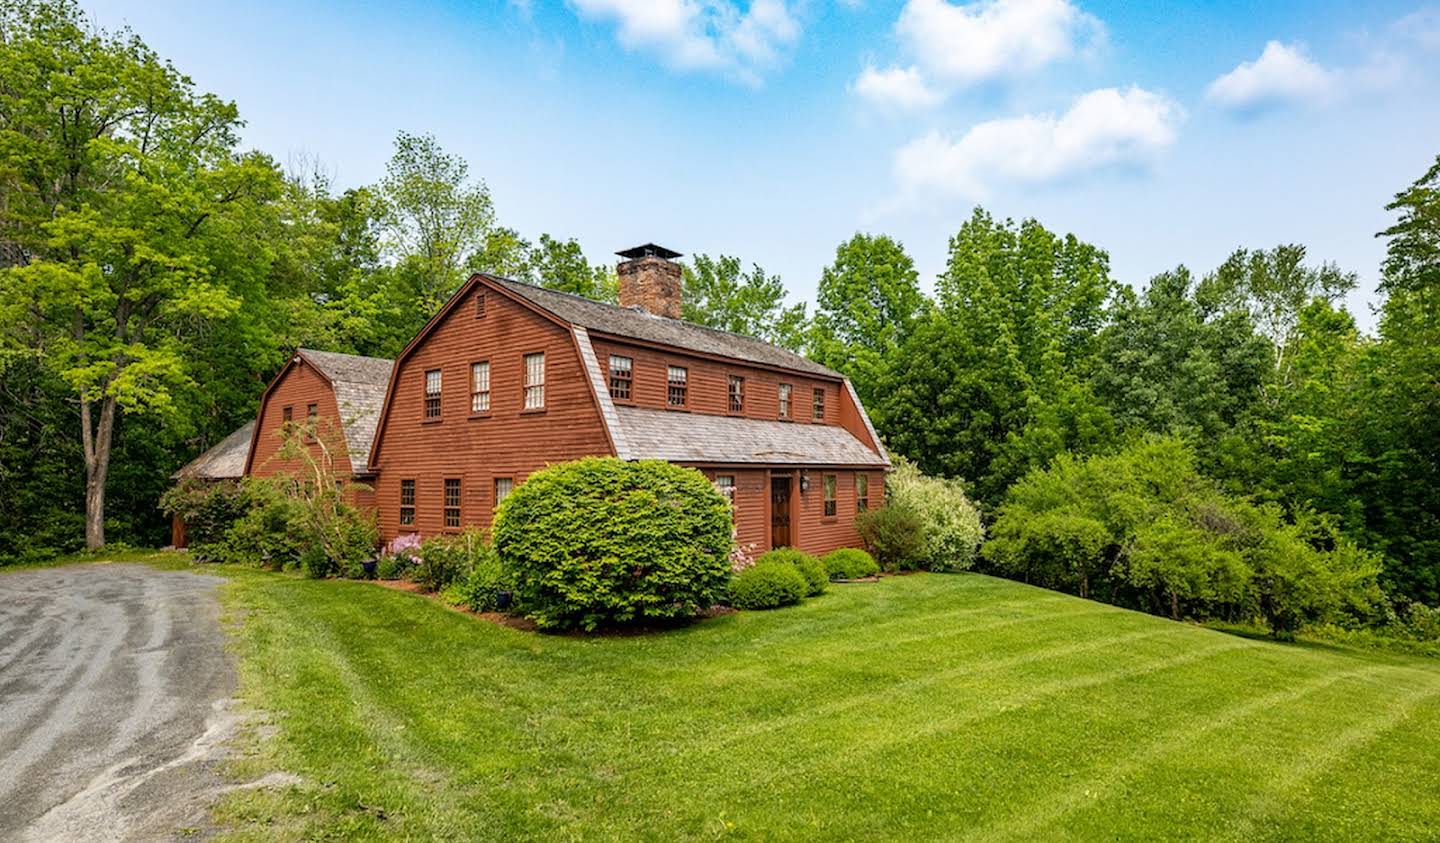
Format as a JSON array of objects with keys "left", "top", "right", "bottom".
[
  {"left": 492, "top": 458, "right": 732, "bottom": 630},
  {"left": 822, "top": 547, "right": 880, "bottom": 580},
  {"left": 729, "top": 561, "right": 807, "bottom": 610},
  {"left": 756, "top": 548, "right": 826, "bottom": 596}
]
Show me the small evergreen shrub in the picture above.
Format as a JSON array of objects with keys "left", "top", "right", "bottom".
[
  {"left": 857, "top": 503, "right": 928, "bottom": 571},
  {"left": 822, "top": 547, "right": 879, "bottom": 580},
  {"left": 493, "top": 458, "right": 732, "bottom": 631},
  {"left": 729, "top": 561, "right": 807, "bottom": 610},
  {"left": 756, "top": 548, "right": 826, "bottom": 596}
]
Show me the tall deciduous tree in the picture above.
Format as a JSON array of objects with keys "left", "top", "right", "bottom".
[
  {"left": 810, "top": 233, "right": 927, "bottom": 410},
  {"left": 682, "top": 254, "right": 807, "bottom": 350},
  {"left": 0, "top": 0, "right": 289, "bottom": 548}
]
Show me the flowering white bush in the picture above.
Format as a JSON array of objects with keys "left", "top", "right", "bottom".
[{"left": 886, "top": 455, "right": 984, "bottom": 572}]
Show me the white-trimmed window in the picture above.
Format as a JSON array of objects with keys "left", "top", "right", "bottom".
[
  {"left": 609, "top": 355, "right": 632, "bottom": 400},
  {"left": 424, "top": 369, "right": 442, "bottom": 418},
  {"left": 444, "top": 478, "right": 462, "bottom": 528},
  {"left": 778, "top": 383, "right": 792, "bottom": 419},
  {"left": 812, "top": 388, "right": 825, "bottom": 421},
  {"left": 667, "top": 366, "right": 688, "bottom": 407},
  {"left": 399, "top": 479, "right": 415, "bottom": 526},
  {"left": 494, "top": 476, "right": 514, "bottom": 509},
  {"left": 471, "top": 361, "right": 490, "bottom": 413},
  {"left": 524, "top": 352, "right": 545, "bottom": 409},
  {"left": 729, "top": 376, "right": 745, "bottom": 413}
]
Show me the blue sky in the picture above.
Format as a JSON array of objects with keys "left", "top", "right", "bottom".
[{"left": 86, "top": 0, "right": 1440, "bottom": 330}]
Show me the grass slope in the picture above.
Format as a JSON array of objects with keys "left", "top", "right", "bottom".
[{"left": 211, "top": 571, "right": 1440, "bottom": 841}]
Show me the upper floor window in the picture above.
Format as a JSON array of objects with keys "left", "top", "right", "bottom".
[
  {"left": 424, "top": 369, "right": 442, "bottom": 418},
  {"left": 667, "top": 366, "right": 688, "bottom": 407},
  {"left": 823, "top": 474, "right": 837, "bottom": 517},
  {"left": 471, "top": 361, "right": 490, "bottom": 414},
  {"left": 282, "top": 406, "right": 293, "bottom": 423},
  {"left": 524, "top": 352, "right": 545, "bottom": 409},
  {"left": 856, "top": 473, "right": 869, "bottom": 512},
  {"left": 812, "top": 388, "right": 825, "bottom": 421},
  {"left": 307, "top": 403, "right": 318, "bottom": 420},
  {"left": 715, "top": 475, "right": 735, "bottom": 506},
  {"left": 475, "top": 292, "right": 486, "bottom": 319},
  {"left": 729, "top": 376, "right": 745, "bottom": 413},
  {"left": 494, "top": 476, "right": 514, "bottom": 509},
  {"left": 399, "top": 479, "right": 415, "bottom": 526},
  {"left": 609, "top": 355, "right": 632, "bottom": 401},
  {"left": 778, "top": 383, "right": 792, "bottom": 419},
  {"left": 444, "top": 478, "right": 462, "bottom": 528}
]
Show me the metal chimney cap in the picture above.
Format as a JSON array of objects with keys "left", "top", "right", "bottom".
[{"left": 616, "top": 243, "right": 682, "bottom": 261}]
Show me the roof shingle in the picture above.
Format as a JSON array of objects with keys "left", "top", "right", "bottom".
[
  {"left": 613, "top": 406, "right": 888, "bottom": 467},
  {"left": 172, "top": 421, "right": 254, "bottom": 481},
  {"left": 297, "top": 349, "right": 394, "bottom": 469}
]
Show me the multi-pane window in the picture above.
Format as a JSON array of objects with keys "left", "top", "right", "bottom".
[
  {"left": 715, "top": 475, "right": 736, "bottom": 506},
  {"left": 399, "top": 479, "right": 415, "bottom": 526},
  {"left": 812, "top": 388, "right": 825, "bottom": 420},
  {"left": 823, "top": 474, "right": 837, "bottom": 517},
  {"left": 778, "top": 383, "right": 792, "bottom": 419},
  {"left": 667, "top": 366, "right": 688, "bottom": 407},
  {"left": 282, "top": 406, "right": 293, "bottom": 423},
  {"left": 425, "top": 369, "right": 442, "bottom": 418},
  {"left": 524, "top": 352, "right": 545, "bottom": 409},
  {"left": 856, "top": 473, "right": 869, "bottom": 512},
  {"left": 494, "top": 477, "right": 514, "bottom": 509},
  {"left": 444, "top": 478, "right": 461, "bottom": 528},
  {"left": 728, "top": 375, "right": 745, "bottom": 413},
  {"left": 608, "top": 355, "right": 633, "bottom": 401},
  {"left": 471, "top": 361, "right": 491, "bottom": 413},
  {"left": 475, "top": 292, "right": 486, "bottom": 319}
]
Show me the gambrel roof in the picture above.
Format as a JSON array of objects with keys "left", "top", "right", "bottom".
[
  {"left": 294, "top": 349, "right": 394, "bottom": 469},
  {"left": 488, "top": 276, "right": 841, "bottom": 379},
  {"left": 172, "top": 421, "right": 254, "bottom": 481}
]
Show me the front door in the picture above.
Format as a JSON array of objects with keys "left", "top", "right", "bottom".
[{"left": 770, "top": 475, "right": 792, "bottom": 548}]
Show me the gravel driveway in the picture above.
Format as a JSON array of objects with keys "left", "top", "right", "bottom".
[{"left": 0, "top": 563, "right": 238, "bottom": 841}]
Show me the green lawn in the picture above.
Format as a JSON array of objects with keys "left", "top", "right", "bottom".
[{"left": 201, "top": 570, "right": 1440, "bottom": 840}]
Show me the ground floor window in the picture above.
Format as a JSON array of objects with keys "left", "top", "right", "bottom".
[
  {"left": 823, "top": 474, "right": 837, "bottom": 517},
  {"left": 715, "top": 474, "right": 735, "bottom": 508},
  {"left": 444, "top": 478, "right": 461, "bottom": 528},
  {"left": 856, "top": 473, "right": 869, "bottom": 512},
  {"left": 400, "top": 479, "right": 415, "bottom": 526},
  {"left": 494, "top": 476, "right": 514, "bottom": 509}
]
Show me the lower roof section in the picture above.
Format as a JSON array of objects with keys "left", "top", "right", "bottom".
[
  {"left": 613, "top": 405, "right": 890, "bottom": 468},
  {"left": 172, "top": 420, "right": 255, "bottom": 481}
]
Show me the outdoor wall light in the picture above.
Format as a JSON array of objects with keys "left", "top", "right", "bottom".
[{"left": 799, "top": 470, "right": 810, "bottom": 493}]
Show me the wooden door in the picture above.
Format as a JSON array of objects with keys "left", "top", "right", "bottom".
[{"left": 770, "top": 475, "right": 792, "bottom": 548}]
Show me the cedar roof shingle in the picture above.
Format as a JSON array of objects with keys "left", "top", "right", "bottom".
[
  {"left": 296, "top": 349, "right": 394, "bottom": 469},
  {"left": 613, "top": 406, "right": 889, "bottom": 467},
  {"left": 486, "top": 275, "right": 840, "bottom": 379},
  {"left": 171, "top": 420, "right": 254, "bottom": 481}
]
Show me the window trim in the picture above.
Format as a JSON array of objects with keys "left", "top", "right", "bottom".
[
  {"left": 728, "top": 375, "right": 745, "bottom": 414},
  {"left": 493, "top": 476, "right": 515, "bottom": 510},
  {"left": 822, "top": 473, "right": 837, "bottom": 519},
  {"left": 523, "top": 352, "right": 546, "bottom": 411},
  {"left": 399, "top": 479, "right": 416, "bottom": 527},
  {"left": 608, "top": 354, "right": 633, "bottom": 402},
  {"left": 424, "top": 368, "right": 442, "bottom": 419},
  {"left": 443, "top": 478, "right": 462, "bottom": 529},
  {"left": 778, "top": 383, "right": 793, "bottom": 420},
  {"left": 667, "top": 365, "right": 688, "bottom": 409},
  {"left": 470, "top": 360, "right": 491, "bottom": 415},
  {"left": 282, "top": 406, "right": 293, "bottom": 423},
  {"left": 715, "top": 474, "right": 736, "bottom": 507},
  {"left": 812, "top": 388, "right": 825, "bottom": 421},
  {"left": 855, "top": 473, "right": 869, "bottom": 512}
]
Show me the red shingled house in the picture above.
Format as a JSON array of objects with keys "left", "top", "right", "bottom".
[
  {"left": 177, "top": 245, "right": 889, "bottom": 557},
  {"left": 366, "top": 245, "right": 889, "bottom": 557}
]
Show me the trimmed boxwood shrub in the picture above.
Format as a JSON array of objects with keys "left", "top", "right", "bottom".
[
  {"left": 857, "top": 502, "right": 928, "bottom": 571},
  {"left": 729, "top": 561, "right": 807, "bottom": 610},
  {"left": 822, "top": 547, "right": 880, "bottom": 580},
  {"left": 756, "top": 548, "right": 826, "bottom": 596},
  {"left": 492, "top": 457, "right": 732, "bottom": 631}
]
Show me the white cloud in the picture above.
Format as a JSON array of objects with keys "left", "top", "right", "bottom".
[
  {"left": 1394, "top": 6, "right": 1440, "bottom": 51},
  {"left": 1205, "top": 41, "right": 1338, "bottom": 111},
  {"left": 895, "top": 0, "right": 1104, "bottom": 86},
  {"left": 851, "top": 65, "right": 944, "bottom": 110},
  {"left": 569, "top": 0, "right": 799, "bottom": 84},
  {"left": 892, "top": 86, "right": 1182, "bottom": 201}
]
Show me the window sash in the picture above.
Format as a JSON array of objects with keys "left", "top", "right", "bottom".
[
  {"left": 729, "top": 376, "right": 745, "bottom": 413},
  {"left": 778, "top": 384, "right": 792, "bottom": 418},
  {"left": 715, "top": 475, "right": 735, "bottom": 504},
  {"left": 608, "top": 355, "right": 632, "bottom": 400},
  {"left": 399, "top": 479, "right": 415, "bottom": 526},
  {"left": 812, "top": 388, "right": 824, "bottom": 420},
  {"left": 425, "top": 369, "right": 442, "bottom": 418},
  {"left": 494, "top": 477, "right": 514, "bottom": 508},
  {"left": 282, "top": 406, "right": 292, "bottom": 422},
  {"left": 471, "top": 361, "right": 491, "bottom": 413},
  {"left": 444, "top": 478, "right": 461, "bottom": 528},
  {"left": 856, "top": 473, "right": 869, "bottom": 512},
  {"left": 823, "top": 474, "right": 837, "bottom": 517},
  {"left": 524, "top": 353, "right": 545, "bottom": 409},
  {"left": 667, "top": 366, "right": 688, "bottom": 407}
]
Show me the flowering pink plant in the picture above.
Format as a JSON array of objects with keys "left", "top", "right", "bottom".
[
  {"left": 728, "top": 525, "right": 758, "bottom": 573},
  {"left": 385, "top": 533, "right": 422, "bottom": 560}
]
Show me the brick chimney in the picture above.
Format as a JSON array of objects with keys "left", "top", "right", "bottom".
[{"left": 616, "top": 243, "right": 683, "bottom": 319}]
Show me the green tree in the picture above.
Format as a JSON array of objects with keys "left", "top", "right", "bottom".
[
  {"left": 529, "top": 233, "right": 617, "bottom": 302},
  {"left": 809, "top": 233, "right": 927, "bottom": 408},
  {"left": 0, "top": 0, "right": 290, "bottom": 548},
  {"left": 682, "top": 254, "right": 807, "bottom": 350}
]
